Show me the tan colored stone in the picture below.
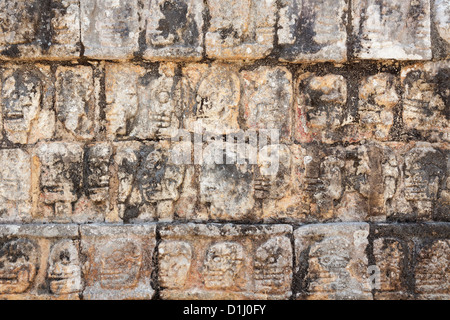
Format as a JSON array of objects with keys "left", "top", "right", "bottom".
[
  {"left": 240, "top": 66, "right": 293, "bottom": 143},
  {"left": 159, "top": 223, "right": 293, "bottom": 299},
  {"left": 80, "top": 224, "right": 156, "bottom": 300},
  {"left": 278, "top": 0, "right": 347, "bottom": 62},
  {"left": 434, "top": 0, "right": 450, "bottom": 46},
  {"left": 353, "top": 0, "right": 432, "bottom": 60},
  {"left": 55, "top": 65, "right": 100, "bottom": 141},
  {"left": 0, "top": 224, "right": 81, "bottom": 300},
  {"left": 205, "top": 0, "right": 276, "bottom": 60},
  {"left": 182, "top": 64, "right": 241, "bottom": 135},
  {"left": 0, "top": 64, "right": 54, "bottom": 145},
  {"left": 0, "top": 0, "right": 81, "bottom": 60},
  {"left": 295, "top": 223, "right": 372, "bottom": 300},
  {"left": 401, "top": 61, "right": 450, "bottom": 142},
  {"left": 80, "top": 0, "right": 140, "bottom": 59},
  {"left": 106, "top": 62, "right": 182, "bottom": 140},
  {"left": 0, "top": 149, "right": 32, "bottom": 223},
  {"left": 143, "top": 0, "right": 204, "bottom": 60},
  {"left": 358, "top": 73, "right": 399, "bottom": 140}
]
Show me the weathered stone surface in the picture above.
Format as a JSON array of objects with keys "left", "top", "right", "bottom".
[
  {"left": 433, "top": 0, "right": 450, "bottom": 47},
  {"left": 352, "top": 0, "right": 432, "bottom": 60},
  {"left": 358, "top": 73, "right": 400, "bottom": 140},
  {"left": 32, "top": 142, "right": 84, "bottom": 223},
  {"left": 113, "top": 141, "right": 186, "bottom": 222},
  {"left": 182, "top": 64, "right": 241, "bottom": 134},
  {"left": 401, "top": 61, "right": 450, "bottom": 142},
  {"left": 204, "top": 0, "right": 276, "bottom": 60},
  {"left": 0, "top": 224, "right": 81, "bottom": 300},
  {"left": 388, "top": 143, "right": 448, "bottom": 221},
  {"left": 278, "top": 0, "right": 347, "bottom": 62},
  {"left": 294, "top": 223, "right": 373, "bottom": 300},
  {"left": 143, "top": 0, "right": 204, "bottom": 61},
  {"left": 371, "top": 223, "right": 450, "bottom": 299},
  {"left": 415, "top": 240, "right": 450, "bottom": 299},
  {"left": 80, "top": 0, "right": 140, "bottom": 59},
  {"left": 55, "top": 65, "right": 100, "bottom": 141},
  {"left": 198, "top": 141, "right": 257, "bottom": 221},
  {"left": 295, "top": 73, "right": 357, "bottom": 144},
  {"left": 0, "top": 0, "right": 81, "bottom": 60},
  {"left": 80, "top": 224, "right": 156, "bottom": 300},
  {"left": 106, "top": 62, "right": 182, "bottom": 140},
  {"left": 0, "top": 149, "right": 32, "bottom": 223},
  {"left": 159, "top": 223, "right": 293, "bottom": 299},
  {"left": 0, "top": 64, "right": 54, "bottom": 145},
  {"left": 240, "top": 66, "right": 293, "bottom": 142}
]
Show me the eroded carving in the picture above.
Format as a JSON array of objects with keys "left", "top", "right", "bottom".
[{"left": 159, "top": 241, "right": 192, "bottom": 289}]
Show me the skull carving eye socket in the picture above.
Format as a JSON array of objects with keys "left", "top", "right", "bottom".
[{"left": 157, "top": 91, "right": 170, "bottom": 104}]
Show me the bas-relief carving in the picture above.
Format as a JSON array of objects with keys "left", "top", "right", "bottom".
[
  {"left": 159, "top": 241, "right": 192, "bottom": 289},
  {"left": 1, "top": 65, "right": 54, "bottom": 145},
  {"left": 106, "top": 63, "right": 182, "bottom": 141}
]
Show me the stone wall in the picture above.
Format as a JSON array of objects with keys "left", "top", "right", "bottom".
[{"left": 0, "top": 0, "right": 448, "bottom": 300}]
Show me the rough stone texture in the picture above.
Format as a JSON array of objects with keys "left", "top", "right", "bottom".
[
  {"left": 80, "top": 224, "right": 156, "bottom": 300},
  {"left": 0, "top": 0, "right": 81, "bottom": 60},
  {"left": 80, "top": 0, "right": 140, "bottom": 59},
  {"left": 352, "top": 0, "right": 432, "bottom": 60},
  {"left": 294, "top": 223, "right": 373, "bottom": 300},
  {"left": 204, "top": 0, "right": 276, "bottom": 60},
  {"left": 0, "top": 224, "right": 81, "bottom": 299},
  {"left": 0, "top": 2, "right": 449, "bottom": 301},
  {"left": 278, "top": 0, "right": 348, "bottom": 62},
  {"left": 401, "top": 61, "right": 450, "bottom": 142},
  {"left": 0, "top": 64, "right": 55, "bottom": 145},
  {"left": 159, "top": 223, "right": 293, "bottom": 299},
  {"left": 142, "top": 0, "right": 204, "bottom": 61}
]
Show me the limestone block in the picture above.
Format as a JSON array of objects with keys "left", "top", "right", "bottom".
[
  {"left": 80, "top": 0, "right": 140, "bottom": 59},
  {"left": 295, "top": 72, "right": 357, "bottom": 144},
  {"left": 401, "top": 61, "right": 450, "bottom": 142},
  {"left": 0, "top": 224, "right": 81, "bottom": 300},
  {"left": 182, "top": 64, "right": 241, "bottom": 134},
  {"left": 358, "top": 73, "right": 400, "bottom": 141},
  {"left": 352, "top": 0, "right": 432, "bottom": 60},
  {"left": 278, "top": 0, "right": 348, "bottom": 62},
  {"left": 80, "top": 224, "right": 156, "bottom": 300},
  {"left": 0, "top": 64, "right": 54, "bottom": 145},
  {"left": 113, "top": 141, "right": 186, "bottom": 222},
  {"left": 105, "top": 62, "right": 182, "bottom": 140},
  {"left": 159, "top": 223, "right": 293, "bottom": 299},
  {"left": 294, "top": 223, "right": 373, "bottom": 300},
  {"left": 434, "top": 0, "right": 450, "bottom": 49},
  {"left": 240, "top": 66, "right": 293, "bottom": 143},
  {"left": 0, "top": 149, "right": 32, "bottom": 223},
  {"left": 204, "top": 0, "right": 276, "bottom": 60},
  {"left": 55, "top": 65, "right": 100, "bottom": 141},
  {"left": 142, "top": 0, "right": 204, "bottom": 60},
  {"left": 32, "top": 142, "right": 84, "bottom": 223},
  {"left": 0, "top": 0, "right": 81, "bottom": 60}
]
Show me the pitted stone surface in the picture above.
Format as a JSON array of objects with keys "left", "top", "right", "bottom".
[{"left": 158, "top": 223, "right": 293, "bottom": 299}]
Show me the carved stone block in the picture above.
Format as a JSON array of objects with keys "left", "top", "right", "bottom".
[
  {"left": 0, "top": 64, "right": 54, "bottom": 145},
  {"left": 143, "top": 0, "right": 204, "bottom": 60},
  {"left": 0, "top": 149, "right": 32, "bottom": 223},
  {"left": 159, "top": 223, "right": 293, "bottom": 299},
  {"left": 80, "top": 224, "right": 156, "bottom": 300},
  {"left": 240, "top": 66, "right": 293, "bottom": 142},
  {"left": 352, "top": 0, "right": 432, "bottom": 60},
  {"left": 80, "top": 0, "right": 140, "bottom": 59},
  {"left": 55, "top": 65, "right": 100, "bottom": 141},
  {"left": 278, "top": 0, "right": 347, "bottom": 62},
  {"left": 401, "top": 61, "right": 450, "bottom": 142},
  {"left": 0, "top": 224, "right": 81, "bottom": 299},
  {"left": 294, "top": 223, "right": 373, "bottom": 300},
  {"left": 204, "top": 0, "right": 276, "bottom": 60},
  {"left": 0, "top": 0, "right": 81, "bottom": 60},
  {"left": 106, "top": 63, "right": 182, "bottom": 140}
]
